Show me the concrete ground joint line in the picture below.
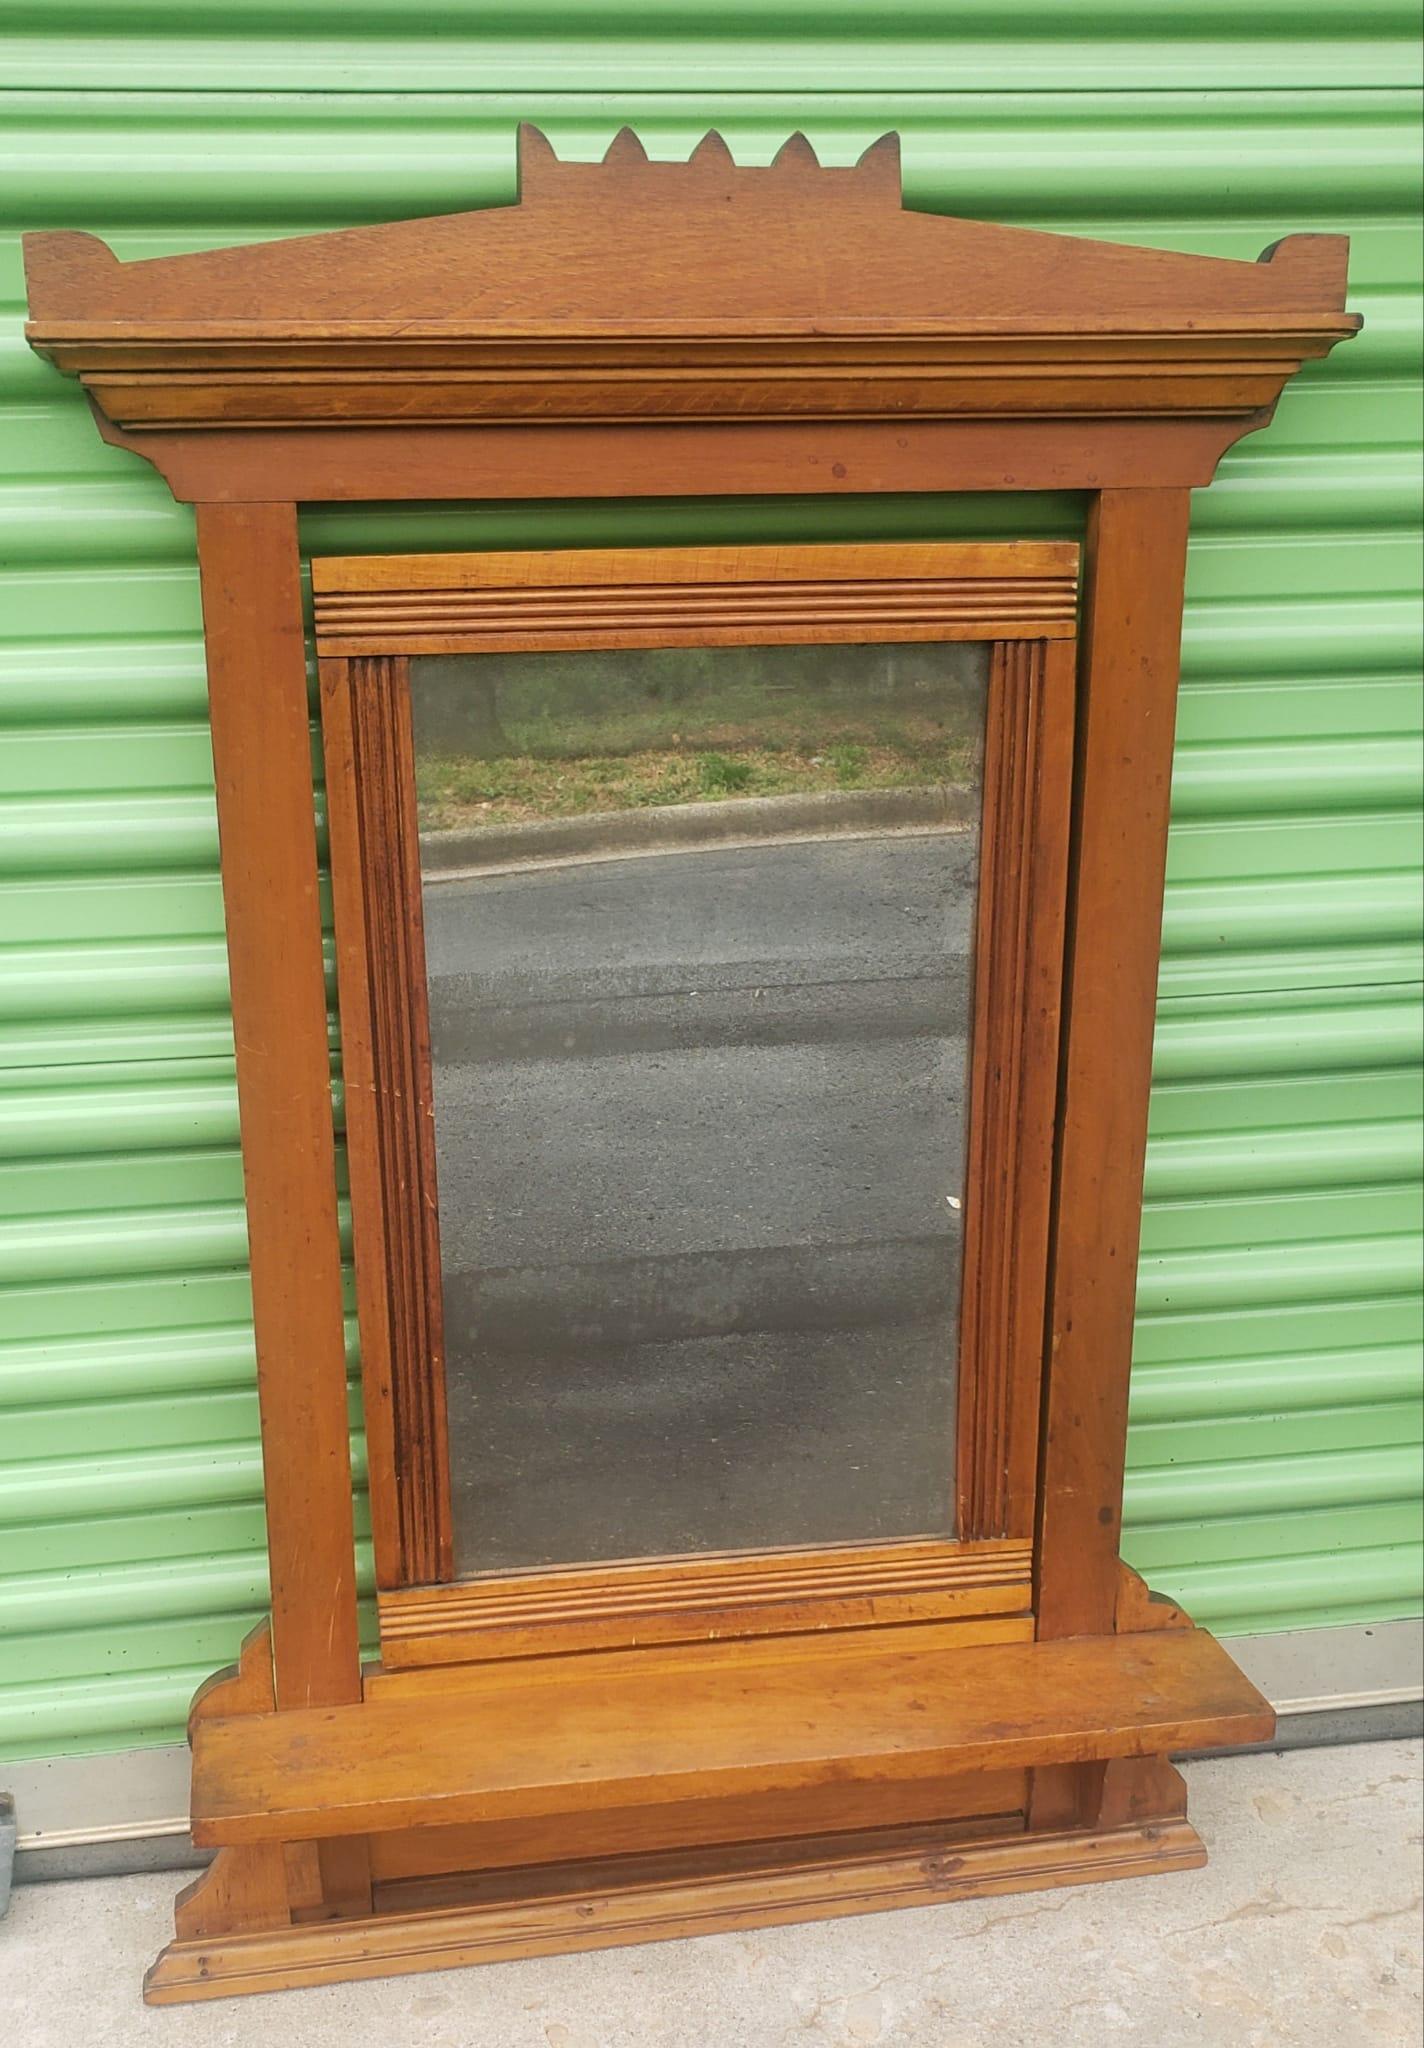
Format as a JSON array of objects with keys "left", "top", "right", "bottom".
[{"left": 421, "top": 786, "right": 978, "bottom": 882}]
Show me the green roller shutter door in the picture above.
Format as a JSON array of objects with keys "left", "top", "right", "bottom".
[{"left": 0, "top": 10, "right": 1420, "bottom": 1759}]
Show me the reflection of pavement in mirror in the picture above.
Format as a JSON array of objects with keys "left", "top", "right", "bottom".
[{"left": 422, "top": 830, "right": 976, "bottom": 1573}]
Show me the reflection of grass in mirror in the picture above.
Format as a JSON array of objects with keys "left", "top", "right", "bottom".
[
  {"left": 410, "top": 643, "right": 986, "bottom": 828},
  {"left": 505, "top": 685, "right": 967, "bottom": 764},
  {"left": 697, "top": 751, "right": 755, "bottom": 796},
  {"left": 828, "top": 742, "right": 867, "bottom": 787},
  {"left": 415, "top": 737, "right": 978, "bottom": 828}
]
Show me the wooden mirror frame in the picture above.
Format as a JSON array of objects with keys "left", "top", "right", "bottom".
[
  {"left": 24, "top": 128, "right": 1359, "bottom": 2004},
  {"left": 315, "top": 540, "right": 1076, "bottom": 1658}
]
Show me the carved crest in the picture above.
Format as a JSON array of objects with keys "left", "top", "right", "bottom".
[{"left": 24, "top": 126, "right": 1358, "bottom": 434}]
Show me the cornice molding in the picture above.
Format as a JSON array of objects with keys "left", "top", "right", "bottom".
[{"left": 24, "top": 128, "right": 1359, "bottom": 446}]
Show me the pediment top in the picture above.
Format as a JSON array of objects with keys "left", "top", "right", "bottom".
[{"left": 25, "top": 125, "right": 1358, "bottom": 342}]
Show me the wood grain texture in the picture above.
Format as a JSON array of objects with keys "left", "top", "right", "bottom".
[
  {"left": 320, "top": 654, "right": 451, "bottom": 1588},
  {"left": 1025, "top": 1762, "right": 1109, "bottom": 1836},
  {"left": 957, "top": 637, "right": 1075, "bottom": 1540},
  {"left": 24, "top": 130, "right": 1357, "bottom": 527},
  {"left": 98, "top": 415, "right": 1282, "bottom": 506},
  {"left": 170, "top": 1845, "right": 292, "bottom": 1945},
  {"left": 315, "top": 543, "right": 1077, "bottom": 593},
  {"left": 314, "top": 1837, "right": 375, "bottom": 1922},
  {"left": 56, "top": 340, "right": 1351, "bottom": 429},
  {"left": 1025, "top": 1749, "right": 1195, "bottom": 1845},
  {"left": 144, "top": 1810, "right": 1207, "bottom": 2003},
  {"left": 312, "top": 542, "right": 1079, "bottom": 655},
  {"left": 377, "top": 1540, "right": 1033, "bottom": 1666},
  {"left": 362, "top": 1615, "right": 1032, "bottom": 1702},
  {"left": 1036, "top": 488, "right": 1195, "bottom": 1642},
  {"left": 316, "top": 653, "right": 403, "bottom": 1587},
  {"left": 364, "top": 1769, "right": 1030, "bottom": 1885},
  {"left": 1116, "top": 1562, "right": 1195, "bottom": 1634},
  {"left": 195, "top": 503, "right": 360, "bottom": 1710},
  {"left": 26, "top": 134, "right": 1342, "bottom": 2002},
  {"left": 172, "top": 1621, "right": 289, "bottom": 1943},
  {"left": 186, "top": 1619, "right": 273, "bottom": 1738},
  {"left": 369, "top": 1810, "right": 1023, "bottom": 1924},
  {"left": 321, "top": 543, "right": 1076, "bottom": 1608},
  {"left": 1098, "top": 1756, "right": 1193, "bottom": 1831},
  {"left": 26, "top": 130, "right": 1356, "bottom": 439},
  {"left": 189, "top": 1628, "right": 1271, "bottom": 1847},
  {"left": 26, "top": 128, "right": 1353, "bottom": 330}
]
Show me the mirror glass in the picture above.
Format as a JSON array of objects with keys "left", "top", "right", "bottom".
[{"left": 409, "top": 639, "right": 990, "bottom": 1572}]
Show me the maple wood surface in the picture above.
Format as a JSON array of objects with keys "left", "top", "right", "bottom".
[
  {"left": 363, "top": 1613, "right": 1033, "bottom": 1702},
  {"left": 1036, "top": 488, "right": 1195, "bottom": 1642},
  {"left": 363, "top": 1764, "right": 1030, "bottom": 1886},
  {"left": 320, "top": 543, "right": 1075, "bottom": 1607},
  {"left": 956, "top": 635, "right": 1074, "bottom": 1538},
  {"left": 19, "top": 130, "right": 1348, "bottom": 2004},
  {"left": 194, "top": 504, "right": 361, "bottom": 1712},
  {"left": 375, "top": 1539, "right": 1033, "bottom": 1667},
  {"left": 316, "top": 653, "right": 406, "bottom": 1587},
  {"left": 171, "top": 1623, "right": 290, "bottom": 1942},
  {"left": 320, "top": 653, "right": 451, "bottom": 1587},
  {"left": 24, "top": 131, "right": 1357, "bottom": 450},
  {"left": 144, "top": 1811, "right": 1208, "bottom": 2005},
  {"left": 24, "top": 129, "right": 1354, "bottom": 332},
  {"left": 313, "top": 543, "right": 1079, "bottom": 656},
  {"left": 23, "top": 130, "right": 1357, "bottom": 513},
  {"left": 97, "top": 417, "right": 1293, "bottom": 506},
  {"left": 190, "top": 1627, "right": 1271, "bottom": 1847},
  {"left": 312, "top": 542, "right": 1078, "bottom": 592}
]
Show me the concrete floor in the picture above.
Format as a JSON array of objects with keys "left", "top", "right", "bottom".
[{"left": 6, "top": 1741, "right": 1420, "bottom": 2048}]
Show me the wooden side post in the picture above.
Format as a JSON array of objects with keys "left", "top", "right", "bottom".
[
  {"left": 196, "top": 501, "right": 362, "bottom": 1709},
  {"left": 1036, "top": 487, "right": 1193, "bottom": 1641}
]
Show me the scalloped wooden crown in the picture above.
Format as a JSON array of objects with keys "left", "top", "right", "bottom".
[{"left": 24, "top": 125, "right": 1358, "bottom": 437}]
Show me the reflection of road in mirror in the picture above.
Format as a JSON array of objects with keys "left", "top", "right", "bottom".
[{"left": 410, "top": 641, "right": 988, "bottom": 1574}]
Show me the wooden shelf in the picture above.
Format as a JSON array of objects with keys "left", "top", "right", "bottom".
[{"left": 191, "top": 1626, "right": 1271, "bottom": 1848}]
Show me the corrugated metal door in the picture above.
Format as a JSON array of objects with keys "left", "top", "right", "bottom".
[{"left": 1, "top": 6, "right": 1420, "bottom": 1761}]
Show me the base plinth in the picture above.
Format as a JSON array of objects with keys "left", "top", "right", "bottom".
[{"left": 145, "top": 1810, "right": 1206, "bottom": 2005}]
